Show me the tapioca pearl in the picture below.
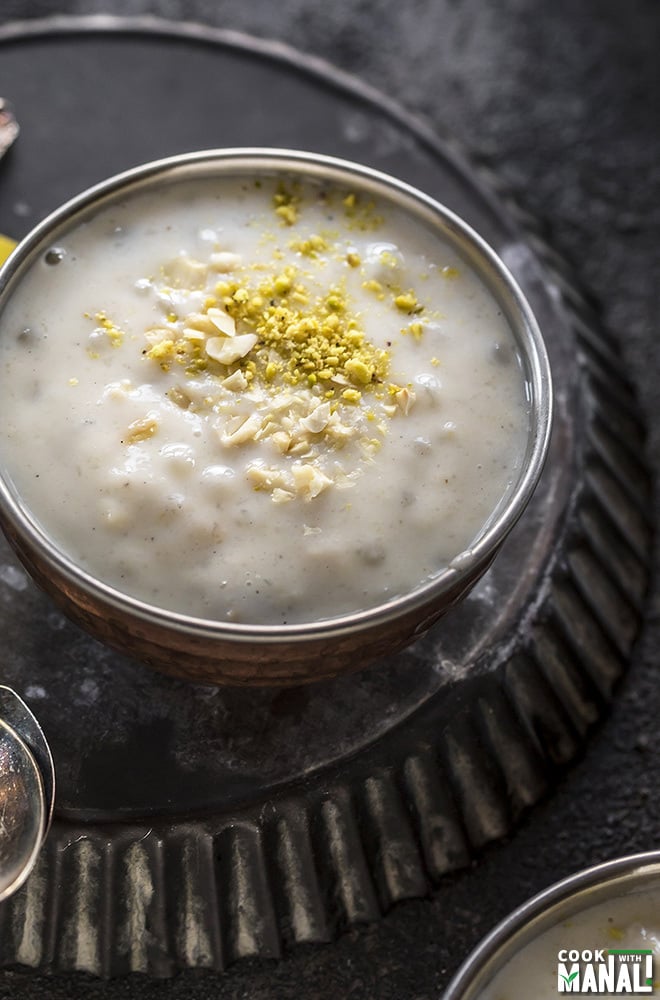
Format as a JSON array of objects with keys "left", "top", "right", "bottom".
[
  {"left": 108, "top": 444, "right": 152, "bottom": 479},
  {"left": 191, "top": 520, "right": 224, "bottom": 548},
  {"left": 87, "top": 328, "right": 113, "bottom": 355},
  {"left": 418, "top": 319, "right": 451, "bottom": 342},
  {"left": 303, "top": 537, "right": 354, "bottom": 571},
  {"left": 105, "top": 472, "right": 174, "bottom": 524},
  {"left": 98, "top": 495, "right": 131, "bottom": 528},
  {"left": 413, "top": 372, "right": 442, "bottom": 405},
  {"left": 155, "top": 286, "right": 206, "bottom": 316},
  {"left": 158, "top": 442, "right": 196, "bottom": 477},
  {"left": 157, "top": 493, "right": 187, "bottom": 523},
  {"left": 200, "top": 464, "right": 240, "bottom": 507},
  {"left": 201, "top": 464, "right": 236, "bottom": 486},
  {"left": 413, "top": 437, "right": 432, "bottom": 456},
  {"left": 363, "top": 241, "right": 405, "bottom": 283}
]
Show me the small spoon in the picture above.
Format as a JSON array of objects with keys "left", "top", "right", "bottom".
[
  {"left": 0, "top": 686, "right": 55, "bottom": 832},
  {"left": 0, "top": 717, "right": 45, "bottom": 901}
]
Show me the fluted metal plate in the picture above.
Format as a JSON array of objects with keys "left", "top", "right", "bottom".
[{"left": 0, "top": 16, "right": 651, "bottom": 976}]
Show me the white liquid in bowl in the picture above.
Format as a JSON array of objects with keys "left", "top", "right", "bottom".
[
  {"left": 481, "top": 889, "right": 660, "bottom": 1000},
  {"left": 0, "top": 172, "right": 529, "bottom": 625}
]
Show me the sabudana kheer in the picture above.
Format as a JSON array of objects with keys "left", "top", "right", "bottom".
[{"left": 0, "top": 174, "right": 530, "bottom": 624}]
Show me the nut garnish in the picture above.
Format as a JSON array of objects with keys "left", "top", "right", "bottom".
[{"left": 85, "top": 181, "right": 440, "bottom": 500}]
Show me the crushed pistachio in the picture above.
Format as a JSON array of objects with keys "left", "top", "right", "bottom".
[
  {"left": 94, "top": 311, "right": 125, "bottom": 348},
  {"left": 206, "top": 273, "right": 391, "bottom": 394},
  {"left": 289, "top": 234, "right": 329, "bottom": 257},
  {"left": 342, "top": 192, "right": 383, "bottom": 231},
  {"left": 145, "top": 338, "right": 177, "bottom": 370},
  {"left": 394, "top": 291, "right": 421, "bottom": 314},
  {"left": 273, "top": 182, "right": 301, "bottom": 226},
  {"left": 362, "top": 278, "right": 386, "bottom": 300},
  {"left": 606, "top": 926, "right": 625, "bottom": 941}
]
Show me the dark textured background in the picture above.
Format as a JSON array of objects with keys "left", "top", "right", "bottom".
[{"left": 0, "top": 1, "right": 658, "bottom": 997}]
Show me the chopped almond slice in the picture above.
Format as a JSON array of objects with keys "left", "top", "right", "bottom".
[
  {"left": 218, "top": 412, "right": 262, "bottom": 446},
  {"left": 162, "top": 255, "right": 207, "bottom": 289},
  {"left": 271, "top": 431, "right": 292, "bottom": 454},
  {"left": 183, "top": 312, "right": 219, "bottom": 335},
  {"left": 183, "top": 327, "right": 207, "bottom": 342},
  {"left": 272, "top": 488, "right": 295, "bottom": 504},
  {"left": 395, "top": 387, "right": 415, "bottom": 414},
  {"left": 289, "top": 441, "right": 317, "bottom": 457},
  {"left": 292, "top": 463, "right": 333, "bottom": 499},
  {"left": 102, "top": 378, "right": 132, "bottom": 395},
  {"left": 210, "top": 251, "right": 242, "bottom": 272},
  {"left": 206, "top": 333, "right": 258, "bottom": 365},
  {"left": 247, "top": 464, "right": 287, "bottom": 491},
  {"left": 325, "top": 420, "right": 355, "bottom": 443},
  {"left": 145, "top": 327, "right": 173, "bottom": 345},
  {"left": 221, "top": 369, "right": 249, "bottom": 392},
  {"left": 300, "top": 401, "right": 331, "bottom": 434},
  {"left": 207, "top": 307, "right": 236, "bottom": 337}
]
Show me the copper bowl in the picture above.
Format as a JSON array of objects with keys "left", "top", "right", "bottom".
[{"left": 0, "top": 149, "right": 552, "bottom": 685}]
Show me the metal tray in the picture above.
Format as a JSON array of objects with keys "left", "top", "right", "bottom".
[{"left": 0, "top": 14, "right": 651, "bottom": 977}]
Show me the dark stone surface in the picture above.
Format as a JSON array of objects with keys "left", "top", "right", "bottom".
[{"left": 0, "top": 1, "right": 658, "bottom": 998}]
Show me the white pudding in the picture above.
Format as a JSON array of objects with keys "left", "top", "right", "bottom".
[{"left": 0, "top": 171, "right": 530, "bottom": 625}]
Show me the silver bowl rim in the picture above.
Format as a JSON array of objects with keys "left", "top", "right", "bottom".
[
  {"left": 444, "top": 849, "right": 660, "bottom": 999},
  {"left": 0, "top": 147, "right": 553, "bottom": 644}
]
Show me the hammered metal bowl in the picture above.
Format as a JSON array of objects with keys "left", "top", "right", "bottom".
[{"left": 0, "top": 149, "right": 552, "bottom": 685}]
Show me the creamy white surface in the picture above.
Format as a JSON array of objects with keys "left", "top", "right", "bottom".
[
  {"left": 481, "top": 889, "right": 660, "bottom": 1000},
  {"left": 0, "top": 174, "right": 529, "bottom": 624}
]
